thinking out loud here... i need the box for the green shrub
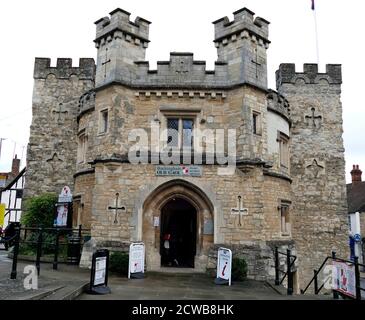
[21,193,58,228]
[109,251,129,275]
[232,257,248,281]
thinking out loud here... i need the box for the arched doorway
[142,179,215,272]
[160,198,197,268]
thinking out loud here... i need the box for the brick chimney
[351,164,362,184]
[11,154,20,177]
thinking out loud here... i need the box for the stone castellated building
[25,7,348,291]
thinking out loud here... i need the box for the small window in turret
[99,109,109,134]
[280,204,291,236]
[77,132,87,164]
[278,132,289,169]
[252,111,261,135]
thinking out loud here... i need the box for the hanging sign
[214,247,232,286]
[58,186,73,203]
[332,260,356,298]
[53,203,69,227]
[128,242,145,279]
[88,249,111,294]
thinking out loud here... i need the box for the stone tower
[276,63,348,285]
[25,58,95,197]
[213,7,270,89]
[94,8,151,88]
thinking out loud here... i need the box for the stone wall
[75,161,292,275]
[207,241,295,282]
[76,84,272,169]
[276,63,348,287]
[25,58,95,198]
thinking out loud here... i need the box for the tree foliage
[21,193,58,227]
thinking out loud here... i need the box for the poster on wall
[332,260,356,298]
[53,203,69,227]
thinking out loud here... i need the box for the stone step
[41,281,88,300]
[13,286,65,300]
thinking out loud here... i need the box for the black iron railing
[274,247,297,295]
[300,251,365,300]
[8,224,90,280]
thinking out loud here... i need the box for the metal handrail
[0,233,17,244]
[301,253,365,299]
[277,250,297,285]
[18,226,91,232]
[301,256,331,294]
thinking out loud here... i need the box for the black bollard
[275,247,280,285]
[35,228,43,276]
[10,227,20,280]
[287,249,293,295]
[354,256,361,300]
[332,251,339,300]
[53,229,60,270]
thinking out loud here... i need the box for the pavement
[77,272,332,300]
[0,250,89,300]
[0,250,358,300]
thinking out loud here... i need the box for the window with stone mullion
[167,118,194,149]
[167,118,179,147]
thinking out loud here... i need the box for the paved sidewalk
[0,250,89,300]
[78,272,331,300]
[0,251,333,300]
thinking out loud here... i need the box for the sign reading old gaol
[25,5,348,288]
[155,166,202,177]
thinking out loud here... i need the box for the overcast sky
[0,0,363,182]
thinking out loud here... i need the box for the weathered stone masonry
[25,7,348,291]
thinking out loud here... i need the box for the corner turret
[213,7,270,89]
[94,8,151,87]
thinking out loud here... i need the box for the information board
[215,247,232,286]
[332,260,356,298]
[88,249,111,295]
[128,242,145,279]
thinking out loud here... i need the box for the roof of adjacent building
[347,181,365,213]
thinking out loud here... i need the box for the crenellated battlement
[34,58,95,80]
[267,89,290,121]
[276,63,342,88]
[213,7,270,46]
[94,8,150,48]
[132,52,229,88]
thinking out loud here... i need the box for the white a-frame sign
[214,247,232,286]
[128,242,145,279]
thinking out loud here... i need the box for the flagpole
[312,1,320,65]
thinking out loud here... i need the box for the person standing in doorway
[163,233,171,266]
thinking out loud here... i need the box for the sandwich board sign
[128,242,145,279]
[214,247,232,286]
[88,249,111,294]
